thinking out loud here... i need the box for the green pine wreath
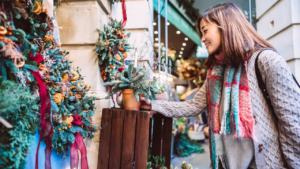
[0,0,98,166]
[95,18,132,82]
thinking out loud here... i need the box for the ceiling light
[153,22,157,26]
[154,31,158,34]
[179,55,182,58]
[182,43,186,46]
[154,43,159,47]
[185,37,188,41]
[176,31,181,34]
[180,51,183,54]
[155,38,158,41]
[167,22,170,26]
[181,48,184,50]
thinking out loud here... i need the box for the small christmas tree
[103,62,161,101]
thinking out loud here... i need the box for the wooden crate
[97,108,173,169]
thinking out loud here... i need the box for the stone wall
[256,0,300,81]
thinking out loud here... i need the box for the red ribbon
[70,115,89,169]
[30,53,44,64]
[121,0,127,28]
[30,53,53,169]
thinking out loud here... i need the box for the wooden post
[162,117,173,168]
[134,111,150,169]
[97,108,113,169]
[151,114,163,161]
[108,109,125,169]
[121,110,137,169]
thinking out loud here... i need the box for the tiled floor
[171,139,211,169]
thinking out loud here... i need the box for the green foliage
[0,77,40,169]
[103,62,161,101]
[95,18,132,82]
[108,0,121,4]
[160,157,165,167]
[173,133,204,157]
[153,156,160,167]
[176,0,200,21]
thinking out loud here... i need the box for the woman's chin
[207,48,218,55]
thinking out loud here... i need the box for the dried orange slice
[32,1,42,15]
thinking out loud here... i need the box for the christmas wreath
[95,18,132,82]
[0,0,98,167]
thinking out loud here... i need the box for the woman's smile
[205,43,210,49]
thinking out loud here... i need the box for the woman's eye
[204,30,207,33]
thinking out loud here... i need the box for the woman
[141,3,300,169]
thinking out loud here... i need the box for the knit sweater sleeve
[258,50,300,168]
[150,81,207,117]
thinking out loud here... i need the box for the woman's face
[200,19,222,54]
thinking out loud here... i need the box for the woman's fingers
[140,104,151,110]
[140,97,151,105]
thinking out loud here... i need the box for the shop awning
[153,0,202,47]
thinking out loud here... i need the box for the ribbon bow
[70,115,89,169]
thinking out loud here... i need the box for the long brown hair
[196,3,275,68]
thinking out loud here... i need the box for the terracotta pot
[155,92,169,101]
[122,89,141,111]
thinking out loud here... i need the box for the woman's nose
[201,36,206,42]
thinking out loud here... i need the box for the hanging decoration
[108,0,128,27]
[0,1,98,168]
[95,18,132,82]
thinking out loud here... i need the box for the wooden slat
[121,110,137,169]
[151,113,163,161]
[162,117,173,168]
[109,109,125,169]
[97,108,113,169]
[135,111,150,169]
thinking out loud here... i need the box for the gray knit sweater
[151,50,300,169]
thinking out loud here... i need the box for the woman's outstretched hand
[140,97,152,110]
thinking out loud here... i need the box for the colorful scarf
[207,63,255,169]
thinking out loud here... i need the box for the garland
[95,18,132,82]
[0,0,97,167]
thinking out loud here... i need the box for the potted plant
[155,83,169,101]
[103,62,160,110]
